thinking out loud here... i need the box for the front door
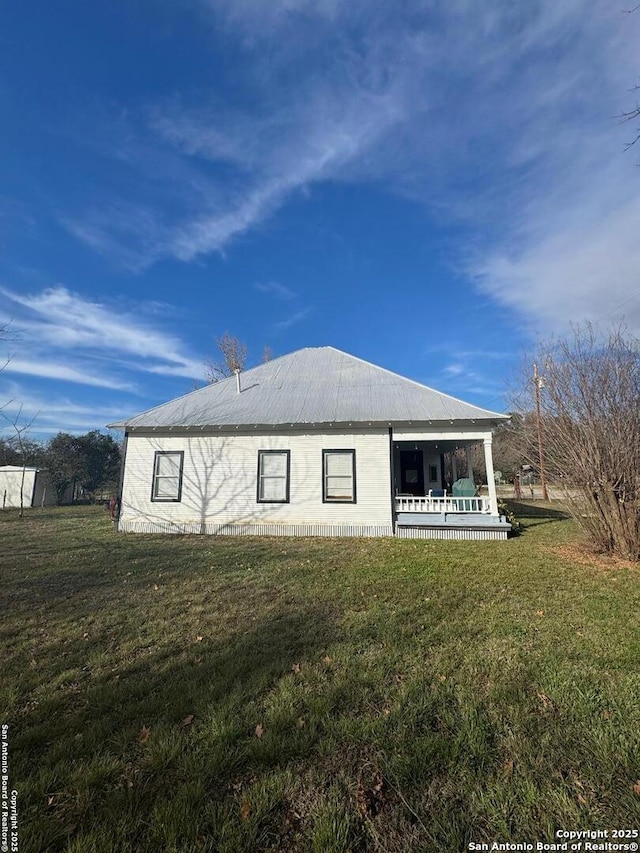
[399,450,425,496]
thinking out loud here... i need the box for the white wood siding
[120,428,393,534]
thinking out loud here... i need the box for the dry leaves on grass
[291,662,301,674]
[240,800,251,821]
[536,691,557,713]
[357,770,387,820]
[179,714,195,728]
[572,776,596,806]
[119,763,138,789]
[282,805,302,832]
[544,542,637,572]
[255,723,264,738]
[633,780,640,796]
[138,726,151,743]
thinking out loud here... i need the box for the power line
[596,289,640,322]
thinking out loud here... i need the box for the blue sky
[1,1,639,437]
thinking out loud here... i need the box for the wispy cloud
[2,358,134,391]
[1,286,204,381]
[61,205,165,274]
[254,281,296,301]
[151,83,402,262]
[55,2,640,334]
[273,308,311,332]
[0,384,130,437]
[472,185,640,333]
[0,286,210,435]
[443,364,464,377]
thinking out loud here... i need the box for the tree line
[0,430,121,505]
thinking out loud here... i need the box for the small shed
[0,466,57,509]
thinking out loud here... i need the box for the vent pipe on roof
[235,368,241,394]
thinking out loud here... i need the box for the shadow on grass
[505,499,571,520]
[4,531,311,614]
[13,601,340,851]
[503,500,573,535]
[5,508,640,853]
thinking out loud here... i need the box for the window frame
[322,449,357,504]
[256,449,291,504]
[151,450,184,503]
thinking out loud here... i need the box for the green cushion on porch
[452,478,477,497]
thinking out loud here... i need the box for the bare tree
[620,6,640,149]
[0,321,18,387]
[512,324,640,560]
[205,333,248,383]
[261,344,273,364]
[620,90,640,150]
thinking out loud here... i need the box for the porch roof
[393,438,482,451]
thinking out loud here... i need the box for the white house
[110,347,511,540]
[0,466,57,509]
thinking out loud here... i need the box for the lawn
[1,503,639,852]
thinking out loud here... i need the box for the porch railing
[395,495,491,514]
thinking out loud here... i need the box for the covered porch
[391,429,510,540]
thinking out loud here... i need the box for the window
[151,451,184,502]
[257,450,290,503]
[429,464,439,482]
[323,450,356,503]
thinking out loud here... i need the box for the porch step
[396,512,511,531]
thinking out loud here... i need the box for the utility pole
[533,362,549,501]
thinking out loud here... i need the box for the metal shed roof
[109,346,508,430]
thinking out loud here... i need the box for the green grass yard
[1,504,639,852]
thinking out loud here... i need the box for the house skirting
[395,525,509,541]
[118,519,510,540]
[118,520,395,538]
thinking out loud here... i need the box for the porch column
[483,437,499,515]
[451,452,458,483]
[466,446,474,481]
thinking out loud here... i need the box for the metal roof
[109,346,508,430]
